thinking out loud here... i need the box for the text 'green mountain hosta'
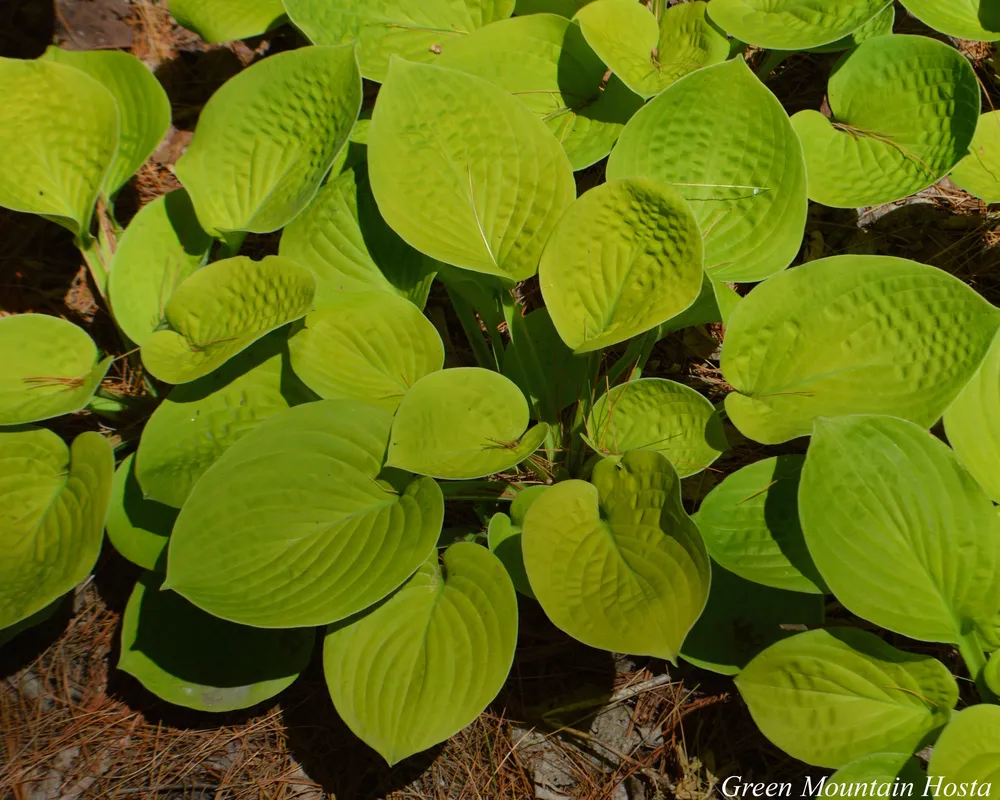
[175,45,361,237]
[899,0,1000,42]
[707,0,891,50]
[168,0,286,43]
[722,255,1000,444]
[539,178,704,353]
[950,112,1000,206]
[166,400,443,628]
[607,58,807,282]
[368,59,575,282]
[522,451,709,662]
[791,35,980,208]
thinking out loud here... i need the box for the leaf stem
[958,631,996,703]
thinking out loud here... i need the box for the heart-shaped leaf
[800,415,1000,645]
[323,542,518,765]
[288,292,444,412]
[722,255,1000,444]
[928,706,1000,794]
[790,35,980,208]
[120,572,313,712]
[607,58,807,282]
[585,378,726,478]
[824,753,926,795]
[735,627,957,768]
[575,0,729,98]
[487,485,548,597]
[0,428,113,628]
[540,178,704,353]
[899,0,1000,42]
[950,111,1000,206]
[168,0,287,42]
[283,0,514,82]
[368,59,576,282]
[165,400,443,628]
[522,451,710,662]
[108,190,212,346]
[140,255,316,384]
[0,314,112,426]
[175,45,361,236]
[387,368,549,480]
[106,454,175,573]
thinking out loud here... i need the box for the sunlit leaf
[169,0,287,43]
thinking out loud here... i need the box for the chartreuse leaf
[899,0,1000,42]
[0,315,112,426]
[136,333,313,509]
[825,753,926,795]
[540,178,704,353]
[368,60,576,282]
[435,14,642,170]
[607,59,807,282]
[522,451,710,662]
[929,706,1000,795]
[585,379,726,478]
[680,562,824,675]
[168,0,286,42]
[288,292,444,412]
[575,0,729,98]
[800,415,1000,646]
[109,190,212,346]
[175,45,361,236]
[791,35,980,208]
[696,456,826,594]
[736,628,957,768]
[120,572,313,712]
[283,0,514,82]
[42,47,170,198]
[387,368,549,480]
[106,454,175,573]
[722,255,1000,445]
[0,57,117,236]
[950,112,1000,206]
[807,4,894,53]
[324,543,517,765]
[487,485,547,597]
[166,401,443,628]
[946,330,1000,503]
[0,428,113,629]
[707,0,891,49]
[140,256,316,385]
[279,166,436,309]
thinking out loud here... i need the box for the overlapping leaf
[950,112,1000,206]
[825,753,926,794]
[106,454,175,572]
[487,485,548,597]
[168,0,286,42]
[928,706,1000,794]
[808,4,894,53]
[899,0,1000,42]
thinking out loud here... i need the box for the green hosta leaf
[169,0,286,42]
[487,485,548,597]
[140,255,316,384]
[284,0,514,82]
[324,543,517,765]
[585,378,726,478]
[722,255,1000,444]
[166,400,443,628]
[736,628,957,768]
[387,368,549,480]
[801,415,1000,645]
[368,59,576,282]
[696,455,826,594]
[607,59,807,282]
[659,273,740,334]
[106,454,175,573]
[539,178,704,353]
[120,572,313,712]
[0,428,113,628]
[791,35,980,208]
[929,706,1000,795]
[108,190,212,346]
[575,0,729,98]
[436,14,642,170]
[807,4,894,53]
[175,45,361,236]
[824,753,926,796]
[707,0,892,49]
[946,330,1000,503]
[279,165,436,309]
[950,112,1000,206]
[288,292,444,412]
[42,47,170,198]
[522,451,710,662]
[899,0,1000,42]
[0,314,112,426]
[137,333,313,509]
[0,57,118,236]
[680,562,824,675]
